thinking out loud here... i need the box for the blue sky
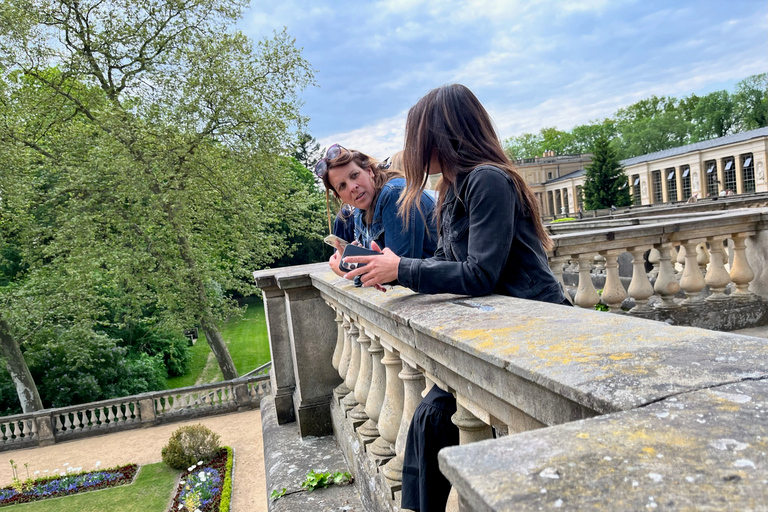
[239,0,768,159]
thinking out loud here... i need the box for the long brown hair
[398,84,553,250]
[320,148,402,226]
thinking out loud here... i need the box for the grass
[13,463,178,512]
[166,297,270,388]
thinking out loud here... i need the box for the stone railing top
[550,207,768,255]
[439,378,768,511]
[253,262,328,289]
[308,270,768,416]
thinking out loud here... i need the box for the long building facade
[518,127,768,216]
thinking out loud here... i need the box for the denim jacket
[398,165,564,302]
[353,177,437,259]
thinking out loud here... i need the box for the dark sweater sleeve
[398,168,517,296]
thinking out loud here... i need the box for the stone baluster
[696,243,710,277]
[673,244,683,274]
[382,360,425,486]
[330,307,344,371]
[706,237,731,301]
[549,256,572,304]
[680,239,706,304]
[349,329,373,426]
[653,244,680,309]
[452,401,493,445]
[593,254,606,274]
[647,248,660,279]
[369,345,403,462]
[358,333,385,440]
[334,315,353,402]
[573,254,600,309]
[730,233,755,298]
[600,250,627,311]
[341,322,361,412]
[628,247,654,313]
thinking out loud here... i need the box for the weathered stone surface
[439,379,768,511]
[261,395,365,512]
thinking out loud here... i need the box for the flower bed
[169,447,233,512]
[0,464,138,507]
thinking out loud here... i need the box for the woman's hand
[343,241,400,290]
[328,240,346,277]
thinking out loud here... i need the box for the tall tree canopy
[581,135,631,210]
[0,0,319,411]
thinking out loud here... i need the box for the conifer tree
[582,136,631,210]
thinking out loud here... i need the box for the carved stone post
[452,401,493,445]
[680,239,706,304]
[359,332,385,440]
[573,254,600,309]
[33,411,55,447]
[600,250,627,311]
[730,233,756,298]
[628,247,654,313]
[138,394,157,426]
[647,247,660,279]
[653,244,680,309]
[549,256,572,304]
[330,306,344,371]
[369,345,403,462]
[334,315,352,403]
[696,243,710,277]
[349,329,372,425]
[706,237,731,301]
[342,322,361,412]
[382,360,425,485]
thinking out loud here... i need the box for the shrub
[162,424,221,470]
[551,217,576,223]
[219,446,234,512]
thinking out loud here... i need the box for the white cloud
[319,110,409,159]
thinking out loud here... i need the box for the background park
[0,0,766,511]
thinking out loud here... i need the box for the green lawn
[14,463,178,512]
[166,297,271,388]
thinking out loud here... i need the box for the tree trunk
[200,317,238,381]
[0,317,44,413]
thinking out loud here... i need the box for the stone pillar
[253,273,295,424]
[382,360,425,486]
[706,237,731,301]
[277,268,342,437]
[661,171,670,203]
[138,394,157,426]
[674,167,683,202]
[628,247,654,313]
[735,157,744,194]
[653,244,680,309]
[349,328,372,425]
[359,332,384,440]
[680,239,706,304]
[334,315,352,403]
[696,243,710,278]
[342,322,361,413]
[730,233,755,298]
[33,411,55,447]
[647,247,660,279]
[549,257,572,304]
[573,254,600,309]
[370,345,403,462]
[452,401,493,445]
[600,250,627,311]
[330,306,344,371]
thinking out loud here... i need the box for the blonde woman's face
[328,161,376,210]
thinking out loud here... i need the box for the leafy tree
[293,132,324,171]
[733,73,768,131]
[582,135,631,210]
[687,91,736,141]
[0,0,315,411]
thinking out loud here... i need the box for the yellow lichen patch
[576,432,590,439]
[609,353,634,361]
[640,446,656,458]
[708,395,741,412]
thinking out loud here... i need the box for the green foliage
[219,446,234,512]
[550,217,576,223]
[270,487,287,500]
[270,470,353,501]
[582,135,631,210]
[161,424,222,471]
[102,319,191,377]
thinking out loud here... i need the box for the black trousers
[400,385,459,512]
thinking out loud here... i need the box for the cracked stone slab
[439,379,768,511]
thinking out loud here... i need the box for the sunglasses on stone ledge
[313,144,346,178]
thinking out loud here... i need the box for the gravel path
[0,409,266,511]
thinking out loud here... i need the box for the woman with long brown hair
[344,84,567,512]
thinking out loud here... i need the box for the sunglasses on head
[313,144,346,178]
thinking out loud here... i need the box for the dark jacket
[354,177,437,259]
[397,165,563,302]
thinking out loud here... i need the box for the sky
[238,0,768,159]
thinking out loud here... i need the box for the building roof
[544,168,586,185]
[620,127,768,167]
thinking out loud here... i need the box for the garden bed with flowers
[0,464,138,507]
[169,447,233,512]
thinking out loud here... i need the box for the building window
[547,172,553,180]
[547,191,554,216]
[723,157,736,193]
[555,190,562,214]
[562,189,569,215]
[576,185,584,211]
[681,165,691,200]
[632,174,641,205]
[705,160,718,197]
[652,170,663,203]
[666,168,677,201]
[742,154,755,193]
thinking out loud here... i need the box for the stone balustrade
[548,207,768,330]
[256,241,768,511]
[0,373,270,452]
